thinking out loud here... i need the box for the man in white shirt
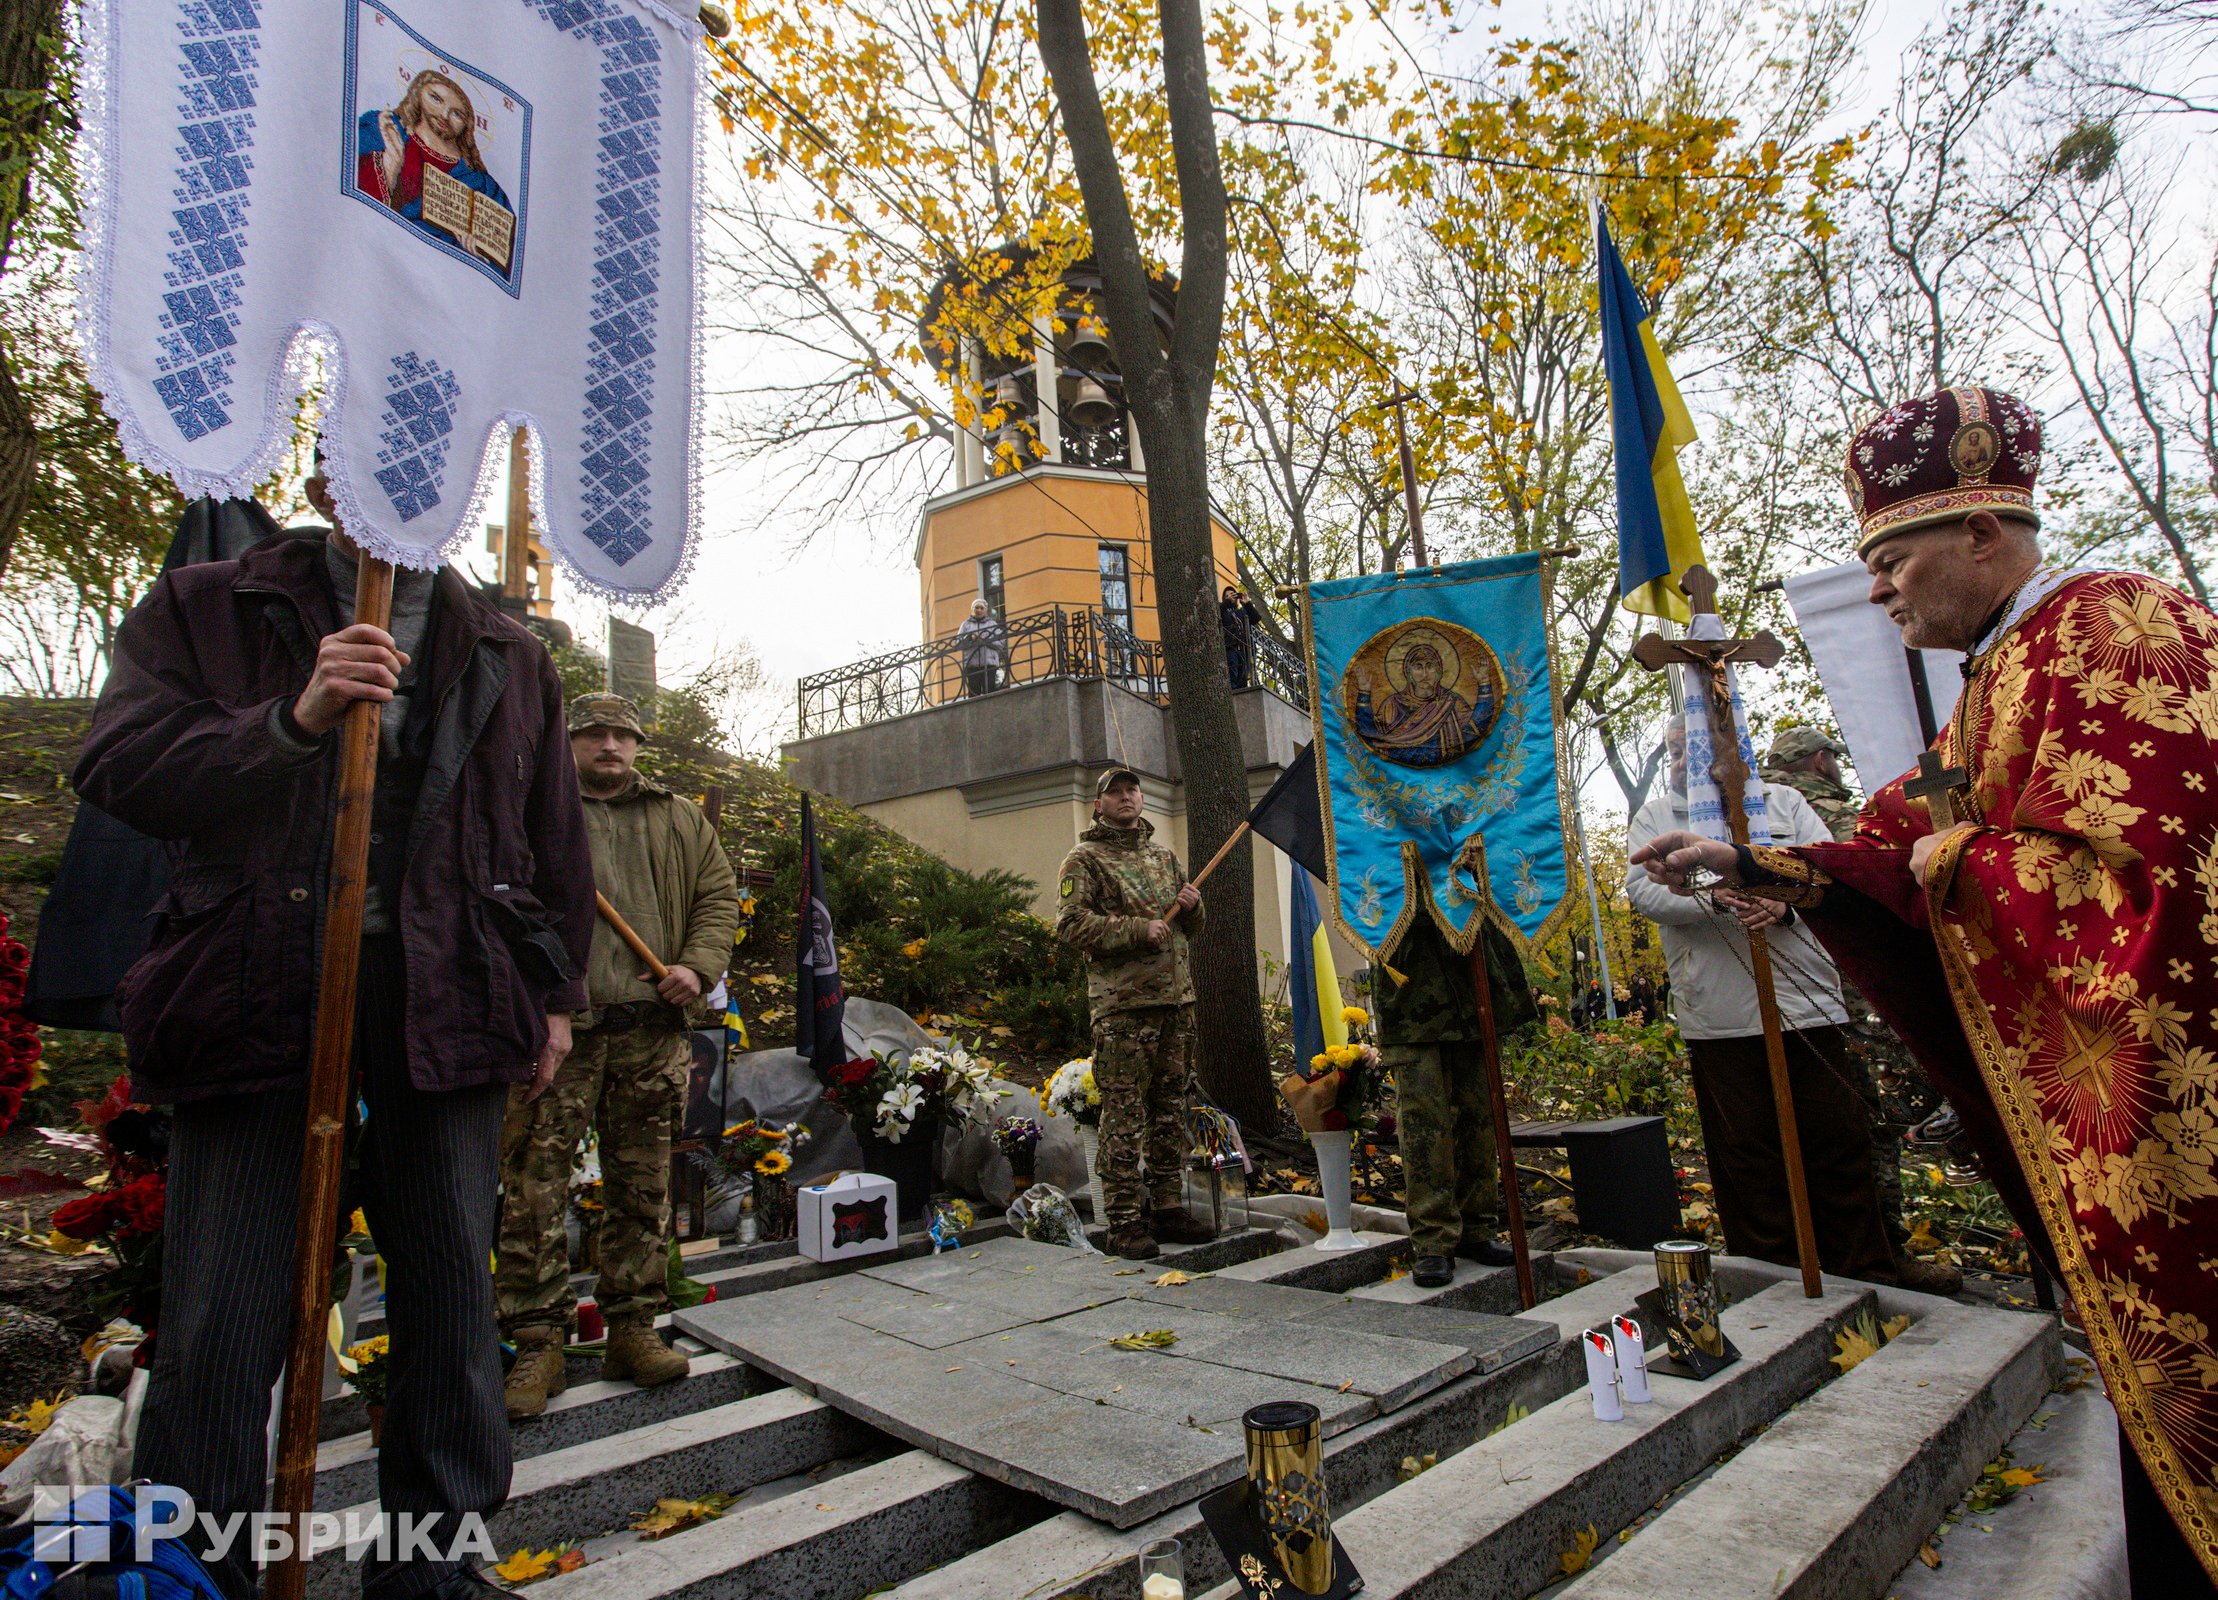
[1624,716,1893,1283]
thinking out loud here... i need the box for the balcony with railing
[795,603,1308,738]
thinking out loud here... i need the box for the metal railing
[796,603,1310,736]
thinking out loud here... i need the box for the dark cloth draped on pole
[25,497,284,1030]
[1247,743,1325,883]
[794,794,846,1078]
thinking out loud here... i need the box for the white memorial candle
[1141,1576,1185,1600]
[1583,1328,1624,1422]
[1612,1314,1653,1405]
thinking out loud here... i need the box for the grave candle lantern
[1243,1401,1335,1594]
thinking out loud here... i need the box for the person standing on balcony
[1055,768,1218,1259]
[1221,584,1263,689]
[959,597,1005,697]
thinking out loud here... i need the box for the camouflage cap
[568,692,646,739]
[1094,766,1143,797]
[1766,726,1847,765]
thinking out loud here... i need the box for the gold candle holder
[1243,1401,1333,1595]
[1654,1240,1726,1358]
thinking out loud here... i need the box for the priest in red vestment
[1633,384,2218,1595]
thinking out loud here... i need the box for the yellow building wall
[918,471,1241,645]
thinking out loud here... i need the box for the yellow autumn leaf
[1830,1309,1898,1375]
[1152,1270,1192,1287]
[1559,1524,1600,1577]
[492,1550,554,1584]
[632,1494,738,1538]
[1998,1466,2045,1488]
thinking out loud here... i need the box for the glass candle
[1138,1536,1184,1599]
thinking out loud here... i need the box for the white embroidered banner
[76,0,702,598]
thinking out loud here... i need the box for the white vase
[1308,1129,1365,1251]
[1078,1124,1108,1228]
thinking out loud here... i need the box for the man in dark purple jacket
[74,471,593,1600]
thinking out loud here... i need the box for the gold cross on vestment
[1903,747,1972,830]
[2048,1006,2119,1114]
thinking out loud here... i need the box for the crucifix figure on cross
[1630,563,1822,1298]
[1903,747,1972,830]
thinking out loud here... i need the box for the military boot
[1104,1223,1160,1260]
[1150,1207,1215,1245]
[602,1316,689,1387]
[1891,1250,1964,1297]
[504,1327,568,1420]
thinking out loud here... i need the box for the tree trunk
[1037,0,1278,1131]
[0,0,63,585]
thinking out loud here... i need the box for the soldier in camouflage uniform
[1380,909,1537,1287]
[497,693,741,1415]
[1759,727,1961,1295]
[1054,768,1218,1260]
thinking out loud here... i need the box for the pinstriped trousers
[135,937,512,1600]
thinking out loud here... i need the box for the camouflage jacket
[1055,817,1204,1017]
[1375,914,1537,1047]
[1756,761,1861,843]
[582,773,741,1021]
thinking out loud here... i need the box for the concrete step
[1557,1296,2059,1599]
[313,1351,756,1511]
[1887,1376,2125,1600]
[518,1448,1052,1600]
[307,1390,878,1597]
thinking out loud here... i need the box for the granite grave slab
[677,1234,1543,1526]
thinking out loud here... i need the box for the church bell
[1067,378,1118,428]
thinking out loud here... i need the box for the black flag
[794,794,846,1078]
[1247,743,1325,881]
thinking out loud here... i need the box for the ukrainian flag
[1288,863,1346,1071]
[1597,211,1704,624]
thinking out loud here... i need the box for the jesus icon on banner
[357,67,517,276]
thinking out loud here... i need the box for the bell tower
[913,255,1239,649]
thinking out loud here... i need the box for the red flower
[111,1173,166,1239]
[52,1191,120,1240]
[828,1058,874,1089]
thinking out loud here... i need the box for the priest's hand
[529,1012,573,1101]
[1909,824,1974,888]
[293,623,408,736]
[1628,830,1739,892]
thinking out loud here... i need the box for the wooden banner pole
[597,890,671,981]
[266,551,394,1600]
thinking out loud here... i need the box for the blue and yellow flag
[1287,863,1347,1071]
[1597,211,1704,624]
[1305,552,1573,959]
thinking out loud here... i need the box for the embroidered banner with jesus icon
[1305,553,1575,960]
[75,0,702,599]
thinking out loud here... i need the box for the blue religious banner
[75,0,702,599]
[1305,553,1573,959]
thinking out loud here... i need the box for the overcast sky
[483,0,2073,738]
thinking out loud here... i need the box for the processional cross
[1631,564,1821,1298]
[1903,748,1972,830]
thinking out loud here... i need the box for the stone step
[517,1448,1052,1600]
[1350,1252,1556,1316]
[1192,1279,1874,1600]
[1886,1378,2125,1599]
[307,1390,878,1597]
[1557,1299,2059,1600]
[312,1352,756,1511]
[878,1269,1647,1600]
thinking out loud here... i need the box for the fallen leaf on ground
[1153,1270,1192,1286]
[1918,1542,1942,1569]
[555,1550,588,1574]
[1559,1525,1599,1577]
[632,1494,738,1538]
[1110,1329,1179,1350]
[493,1551,554,1584]
[1336,1379,1354,1393]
